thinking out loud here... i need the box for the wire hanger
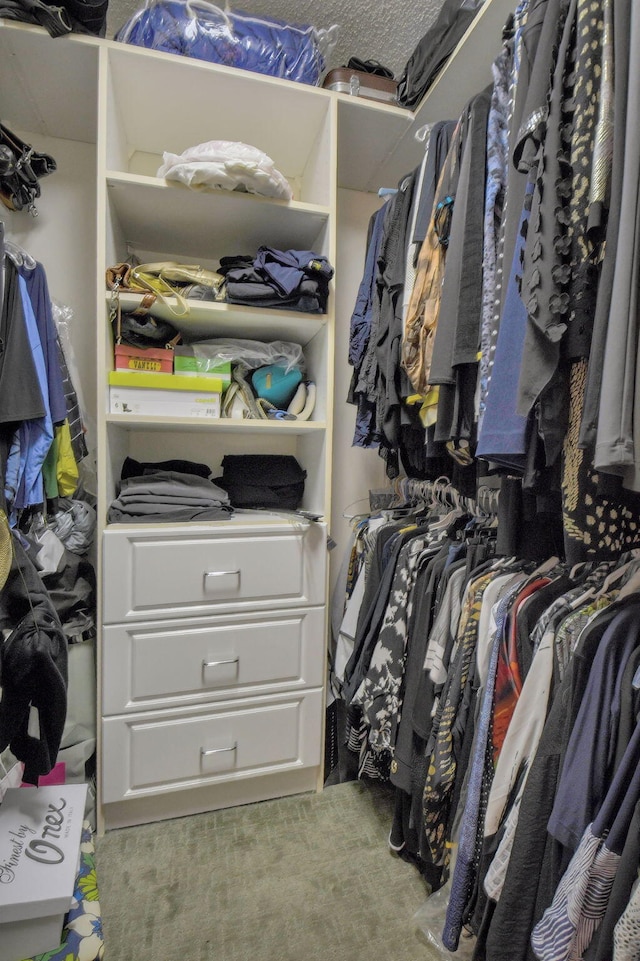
[414,122,435,147]
[342,496,373,521]
[4,238,37,269]
[476,485,499,518]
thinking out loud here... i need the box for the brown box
[322,68,398,105]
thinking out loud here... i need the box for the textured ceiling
[106,0,447,81]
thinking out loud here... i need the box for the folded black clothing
[121,456,212,480]
[222,263,264,285]
[224,271,325,296]
[225,281,324,314]
[218,254,254,276]
[216,454,306,510]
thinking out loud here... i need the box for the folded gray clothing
[108,470,232,523]
[118,470,231,504]
[112,499,230,513]
[117,492,226,507]
[107,505,232,523]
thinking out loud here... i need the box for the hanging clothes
[0,231,95,787]
[348,203,389,449]
[331,468,640,959]
[5,272,54,521]
[341,0,640,954]
[0,253,46,494]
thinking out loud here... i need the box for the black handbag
[58,0,109,35]
[0,122,57,216]
[345,57,394,80]
[0,0,108,37]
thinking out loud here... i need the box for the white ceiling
[106,0,447,82]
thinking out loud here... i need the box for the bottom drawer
[101,689,323,804]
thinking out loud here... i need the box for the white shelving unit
[97,38,337,523]
[93,38,338,830]
[0,0,517,832]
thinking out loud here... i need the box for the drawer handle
[203,569,241,588]
[200,743,237,759]
[202,656,239,670]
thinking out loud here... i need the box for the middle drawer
[102,606,326,714]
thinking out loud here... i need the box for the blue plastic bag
[115,0,337,86]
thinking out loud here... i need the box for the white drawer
[102,520,326,622]
[102,607,326,714]
[101,689,323,804]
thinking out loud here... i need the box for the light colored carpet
[96,780,439,961]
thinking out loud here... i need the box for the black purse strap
[346,57,395,80]
[0,122,57,216]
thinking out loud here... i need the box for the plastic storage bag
[115,0,338,86]
[157,140,293,200]
[191,338,305,373]
[413,885,476,960]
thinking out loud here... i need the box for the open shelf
[334,0,517,192]
[112,291,327,344]
[106,173,330,259]
[106,414,326,433]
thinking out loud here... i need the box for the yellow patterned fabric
[563,359,640,563]
[402,218,447,395]
[402,120,462,396]
[422,570,494,875]
[55,421,80,497]
[0,508,12,591]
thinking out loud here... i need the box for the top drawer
[103,520,327,623]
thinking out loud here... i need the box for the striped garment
[531,823,619,961]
